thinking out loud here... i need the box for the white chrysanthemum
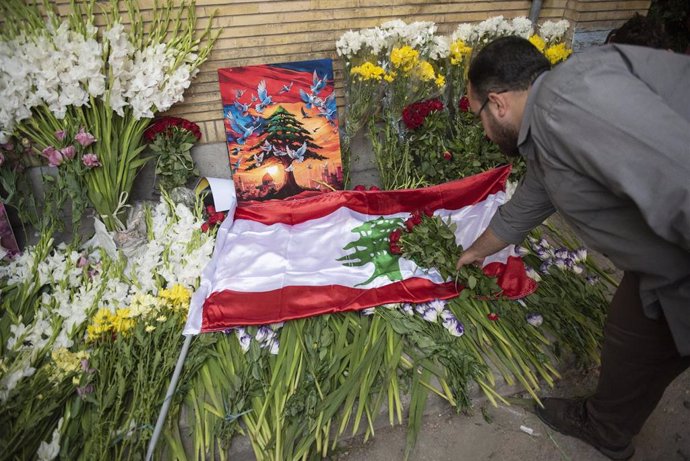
[336,30,364,58]
[539,19,570,43]
[360,27,389,55]
[428,35,450,60]
[452,23,476,44]
[511,17,534,39]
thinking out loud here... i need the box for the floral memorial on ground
[0,6,614,461]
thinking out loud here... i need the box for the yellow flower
[390,45,419,73]
[87,308,116,341]
[416,61,436,82]
[156,315,167,323]
[435,75,446,88]
[544,43,572,64]
[350,62,386,81]
[450,40,472,65]
[145,325,156,332]
[51,349,88,383]
[529,34,546,53]
[112,308,136,334]
[159,284,192,311]
[383,71,396,83]
[129,293,162,317]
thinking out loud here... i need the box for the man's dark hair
[606,13,672,49]
[468,36,551,101]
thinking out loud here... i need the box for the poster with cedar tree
[218,59,343,202]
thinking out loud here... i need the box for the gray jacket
[489,45,690,355]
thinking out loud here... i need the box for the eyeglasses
[474,90,508,119]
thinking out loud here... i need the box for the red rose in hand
[389,242,402,255]
[459,96,470,113]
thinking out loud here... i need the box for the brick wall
[51,0,650,143]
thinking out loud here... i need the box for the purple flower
[574,248,587,263]
[80,359,95,373]
[60,145,75,160]
[525,266,542,282]
[539,261,552,274]
[428,299,446,313]
[361,307,376,316]
[526,313,543,327]
[77,255,89,268]
[43,146,64,167]
[401,303,414,316]
[263,338,280,355]
[234,328,252,352]
[55,130,66,141]
[77,384,94,398]
[255,326,273,343]
[554,258,568,270]
[586,275,600,285]
[554,248,569,259]
[415,303,428,316]
[82,153,101,168]
[421,307,438,323]
[443,316,465,337]
[536,248,551,260]
[75,127,96,147]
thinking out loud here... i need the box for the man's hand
[456,228,510,270]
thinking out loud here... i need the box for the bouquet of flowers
[0,0,219,231]
[144,117,201,191]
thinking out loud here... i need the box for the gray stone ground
[183,140,690,461]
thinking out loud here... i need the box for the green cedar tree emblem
[338,216,404,286]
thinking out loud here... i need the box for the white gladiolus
[37,417,64,461]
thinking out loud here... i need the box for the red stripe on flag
[200,277,458,331]
[235,166,511,225]
[199,256,536,331]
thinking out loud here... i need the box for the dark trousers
[587,272,690,446]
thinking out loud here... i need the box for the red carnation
[206,205,216,215]
[201,222,210,233]
[443,151,453,161]
[488,313,499,321]
[389,229,401,243]
[353,185,367,191]
[459,96,470,113]
[389,242,402,255]
[369,186,380,191]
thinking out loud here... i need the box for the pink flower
[77,255,89,268]
[82,153,101,168]
[75,128,96,147]
[43,146,64,167]
[60,145,75,160]
[55,130,66,141]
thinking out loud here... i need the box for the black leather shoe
[535,398,635,460]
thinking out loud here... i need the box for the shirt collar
[517,71,548,148]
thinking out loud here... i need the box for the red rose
[488,313,499,321]
[411,213,422,225]
[369,186,380,191]
[402,98,445,130]
[459,96,470,113]
[353,185,367,191]
[405,218,415,232]
[201,222,210,233]
[389,242,402,255]
[206,205,216,215]
[443,151,453,161]
[389,229,401,243]
[422,207,434,217]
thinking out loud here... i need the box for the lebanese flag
[184,166,536,334]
